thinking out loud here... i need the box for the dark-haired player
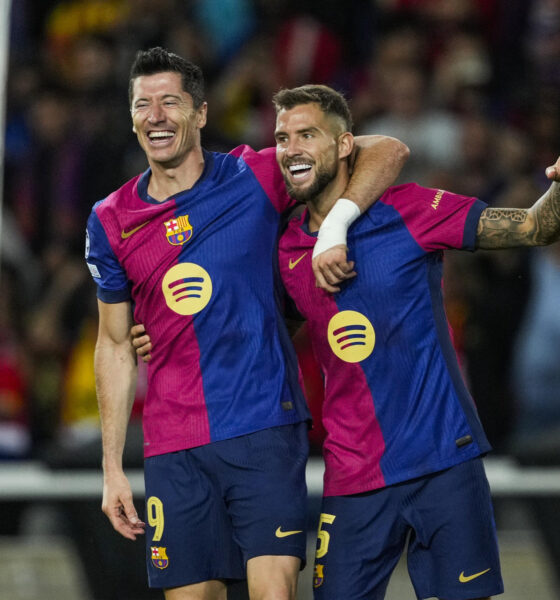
[273,84,560,599]
[85,48,408,600]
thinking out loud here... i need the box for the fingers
[134,337,152,362]
[546,160,560,180]
[132,334,151,351]
[130,323,152,362]
[113,507,146,540]
[102,475,146,540]
[104,497,146,541]
[130,323,146,337]
[135,338,152,362]
[313,264,357,293]
[312,245,357,293]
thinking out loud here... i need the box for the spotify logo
[327,310,375,363]
[162,263,212,315]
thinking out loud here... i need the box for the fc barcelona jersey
[279,183,491,497]
[86,145,309,457]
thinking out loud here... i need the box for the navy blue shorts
[313,457,504,600]
[143,422,309,589]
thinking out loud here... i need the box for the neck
[147,147,205,201]
[307,176,349,232]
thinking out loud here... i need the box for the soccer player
[273,84,560,600]
[85,48,408,600]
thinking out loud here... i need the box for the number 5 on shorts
[315,513,336,559]
[147,496,165,542]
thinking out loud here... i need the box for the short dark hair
[272,84,353,133]
[128,47,205,108]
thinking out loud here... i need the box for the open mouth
[288,162,313,180]
[148,130,175,144]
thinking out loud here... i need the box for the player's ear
[196,102,208,129]
[338,132,354,160]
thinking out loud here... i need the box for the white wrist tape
[313,198,361,258]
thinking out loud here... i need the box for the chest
[280,221,434,326]
[107,177,281,288]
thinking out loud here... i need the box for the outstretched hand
[312,244,356,293]
[545,159,560,182]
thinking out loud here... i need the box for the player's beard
[283,160,338,203]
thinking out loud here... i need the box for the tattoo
[483,208,527,223]
[476,208,531,249]
[535,183,560,244]
[477,183,560,249]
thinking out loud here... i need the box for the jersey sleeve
[386,183,487,252]
[230,144,295,213]
[85,203,130,303]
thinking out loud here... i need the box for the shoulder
[229,144,274,160]
[377,182,431,205]
[94,173,143,215]
[377,183,477,213]
[207,145,276,175]
[228,145,277,171]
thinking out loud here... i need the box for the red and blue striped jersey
[86,146,309,457]
[279,183,491,496]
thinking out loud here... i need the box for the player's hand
[102,470,145,540]
[130,323,152,362]
[312,244,356,293]
[545,157,560,181]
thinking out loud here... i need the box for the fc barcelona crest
[313,564,324,588]
[151,546,169,569]
[164,215,193,246]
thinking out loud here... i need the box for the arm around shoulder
[347,135,410,212]
[311,137,409,291]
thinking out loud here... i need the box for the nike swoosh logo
[121,221,150,239]
[288,253,307,270]
[459,568,491,583]
[275,527,303,538]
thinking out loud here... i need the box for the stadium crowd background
[1,0,560,596]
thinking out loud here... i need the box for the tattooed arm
[476,160,560,249]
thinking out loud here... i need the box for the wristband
[312,198,361,258]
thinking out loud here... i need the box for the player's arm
[476,158,560,249]
[347,135,411,211]
[314,135,410,292]
[95,299,145,540]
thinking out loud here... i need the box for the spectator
[508,241,560,589]
[359,64,463,186]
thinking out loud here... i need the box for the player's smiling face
[275,103,344,202]
[131,71,207,168]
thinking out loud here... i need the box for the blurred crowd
[2,0,560,469]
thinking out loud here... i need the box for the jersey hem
[323,446,487,497]
[143,416,310,458]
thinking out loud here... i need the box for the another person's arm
[131,323,151,363]
[314,135,410,292]
[95,299,145,540]
[346,135,411,211]
[476,159,560,249]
